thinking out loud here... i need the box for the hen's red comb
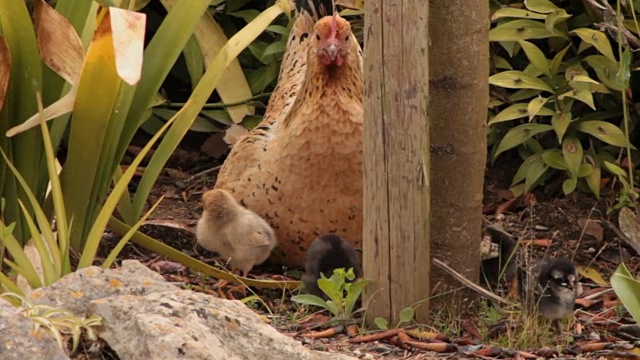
[329,13,338,40]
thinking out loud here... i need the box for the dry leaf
[110,7,146,85]
[578,218,604,241]
[223,124,249,145]
[576,265,607,286]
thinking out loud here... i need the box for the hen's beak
[326,43,339,61]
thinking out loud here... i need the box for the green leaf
[577,121,629,147]
[562,136,583,178]
[343,279,369,316]
[545,9,572,32]
[492,55,513,70]
[541,149,567,170]
[572,28,615,62]
[489,70,553,93]
[398,307,415,324]
[551,110,571,142]
[518,40,551,76]
[291,294,332,311]
[611,263,640,325]
[491,8,547,21]
[550,45,570,75]
[510,88,542,101]
[374,317,388,330]
[489,103,546,125]
[562,177,577,195]
[494,123,553,158]
[489,19,566,42]
[578,163,593,177]
[585,55,624,91]
[524,154,549,191]
[604,161,627,177]
[585,166,601,198]
[525,0,559,13]
[558,89,595,110]
[617,47,632,89]
[527,96,549,120]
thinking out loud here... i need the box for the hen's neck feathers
[281,40,363,130]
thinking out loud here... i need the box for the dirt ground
[84,135,640,360]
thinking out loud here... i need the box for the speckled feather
[214,2,364,267]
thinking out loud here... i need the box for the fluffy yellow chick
[196,189,277,277]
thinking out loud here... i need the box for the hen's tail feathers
[295,0,335,20]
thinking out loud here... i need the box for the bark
[428,1,489,309]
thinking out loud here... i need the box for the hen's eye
[345,35,349,41]
[316,34,321,41]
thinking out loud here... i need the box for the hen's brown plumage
[215,4,364,267]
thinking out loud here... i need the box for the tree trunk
[363,0,430,324]
[428,1,489,309]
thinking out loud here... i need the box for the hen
[215,0,364,267]
[196,188,277,277]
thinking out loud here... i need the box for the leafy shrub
[488,0,637,198]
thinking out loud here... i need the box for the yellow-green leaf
[577,120,629,147]
[558,89,595,110]
[572,28,615,62]
[562,177,577,195]
[550,110,570,142]
[525,0,559,13]
[495,123,553,158]
[492,55,513,70]
[527,96,549,120]
[585,166,600,198]
[585,55,623,91]
[490,19,566,42]
[562,136,582,178]
[550,45,570,75]
[510,88,542,102]
[541,149,567,170]
[545,9,571,32]
[489,103,553,125]
[490,70,553,93]
[518,40,550,76]
[491,8,547,21]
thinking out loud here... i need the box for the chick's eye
[316,34,321,41]
[344,35,349,41]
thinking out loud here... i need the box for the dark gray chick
[518,257,577,334]
[301,234,362,299]
[480,226,518,289]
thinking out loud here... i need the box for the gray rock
[26,260,178,316]
[88,289,355,360]
[0,298,70,360]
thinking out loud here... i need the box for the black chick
[301,234,362,299]
[519,257,577,334]
[480,226,518,289]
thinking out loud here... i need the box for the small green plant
[291,268,369,323]
[374,306,415,330]
[1,292,102,355]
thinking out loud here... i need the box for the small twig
[187,165,222,184]
[349,328,403,343]
[303,325,344,338]
[432,258,515,306]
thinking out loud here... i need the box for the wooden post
[363,0,430,324]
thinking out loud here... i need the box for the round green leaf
[374,317,388,330]
[495,123,553,158]
[398,307,415,324]
[490,70,553,93]
[577,120,629,147]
